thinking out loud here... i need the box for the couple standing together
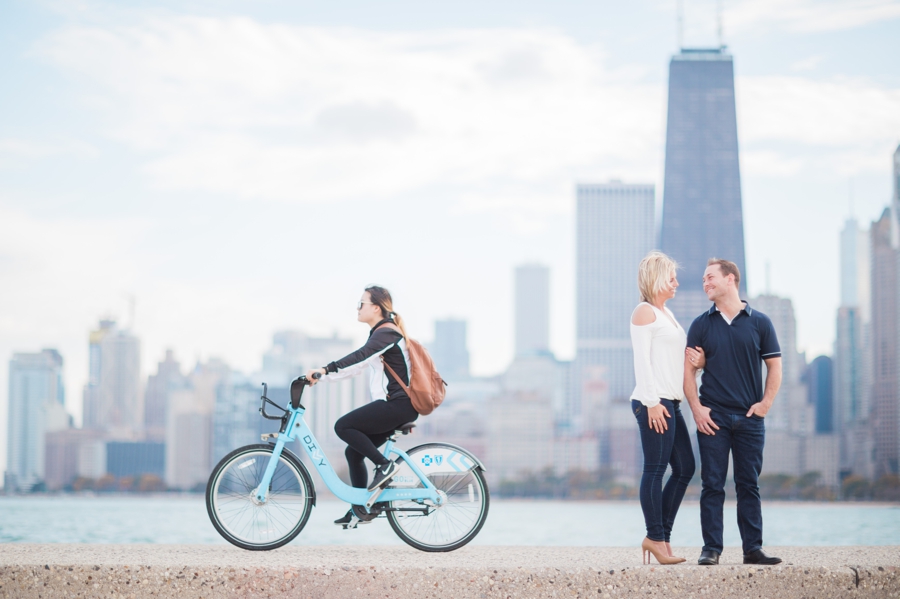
[630,253,783,566]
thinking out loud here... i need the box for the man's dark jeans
[697,410,765,554]
[633,399,696,542]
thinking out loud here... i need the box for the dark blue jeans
[633,399,696,542]
[697,410,765,554]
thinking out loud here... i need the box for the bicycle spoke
[209,448,312,549]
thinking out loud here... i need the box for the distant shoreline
[1,492,897,507]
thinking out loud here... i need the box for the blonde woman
[630,251,699,565]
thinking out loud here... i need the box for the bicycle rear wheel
[386,443,489,552]
[206,444,314,550]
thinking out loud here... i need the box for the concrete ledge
[1,544,898,598]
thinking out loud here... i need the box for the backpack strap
[375,321,410,395]
[375,321,402,336]
[382,360,412,396]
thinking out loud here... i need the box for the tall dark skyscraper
[660,47,747,325]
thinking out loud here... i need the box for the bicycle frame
[254,389,441,509]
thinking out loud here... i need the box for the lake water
[1,496,898,547]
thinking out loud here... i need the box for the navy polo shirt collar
[708,300,752,318]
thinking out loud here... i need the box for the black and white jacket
[322,319,411,401]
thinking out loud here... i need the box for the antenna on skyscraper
[677,0,684,49]
[765,262,771,295]
[717,0,724,47]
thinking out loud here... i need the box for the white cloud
[739,76,900,147]
[0,138,97,166]
[789,55,824,72]
[37,19,664,207]
[727,0,900,33]
[741,150,805,176]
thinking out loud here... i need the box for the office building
[576,182,654,406]
[261,330,355,386]
[870,207,899,476]
[486,391,554,483]
[144,350,185,442]
[5,349,65,491]
[256,330,369,467]
[752,295,810,434]
[659,47,747,325]
[106,441,165,479]
[165,359,229,490]
[212,375,283,463]
[515,264,550,356]
[431,319,470,381]
[833,218,873,478]
[82,320,142,437]
[805,356,834,434]
[44,428,104,491]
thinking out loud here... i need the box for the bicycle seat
[396,422,416,435]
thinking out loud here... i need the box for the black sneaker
[367,461,398,492]
[334,509,354,526]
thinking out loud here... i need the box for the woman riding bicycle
[306,285,418,526]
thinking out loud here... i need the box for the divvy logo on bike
[421,454,443,466]
[303,435,326,466]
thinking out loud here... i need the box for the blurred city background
[2,0,900,509]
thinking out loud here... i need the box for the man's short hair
[707,258,741,287]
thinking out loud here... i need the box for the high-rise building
[892,145,900,245]
[106,441,165,479]
[165,359,229,490]
[515,264,550,357]
[870,207,899,476]
[144,350,185,442]
[486,391,554,483]
[82,320,142,437]
[659,47,747,325]
[256,330,368,467]
[431,319,470,381]
[833,218,873,478]
[576,182,654,406]
[5,349,65,491]
[212,375,277,464]
[753,295,810,435]
[805,356,834,434]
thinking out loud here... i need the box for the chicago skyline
[1,2,898,484]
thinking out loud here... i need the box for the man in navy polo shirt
[684,259,784,566]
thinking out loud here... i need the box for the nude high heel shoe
[642,538,686,565]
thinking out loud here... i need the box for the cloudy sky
[1,0,899,469]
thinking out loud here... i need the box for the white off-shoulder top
[629,302,687,407]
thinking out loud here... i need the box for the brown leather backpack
[378,323,447,415]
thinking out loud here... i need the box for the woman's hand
[685,346,706,370]
[647,403,671,434]
[306,368,326,386]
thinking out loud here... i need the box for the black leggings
[334,397,419,488]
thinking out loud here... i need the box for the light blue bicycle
[205,374,489,552]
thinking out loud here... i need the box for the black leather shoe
[743,549,782,565]
[698,550,720,565]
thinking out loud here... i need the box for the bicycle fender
[391,443,486,488]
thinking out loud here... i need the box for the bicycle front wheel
[386,443,489,552]
[206,444,314,551]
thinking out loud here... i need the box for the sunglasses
[357,301,375,311]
